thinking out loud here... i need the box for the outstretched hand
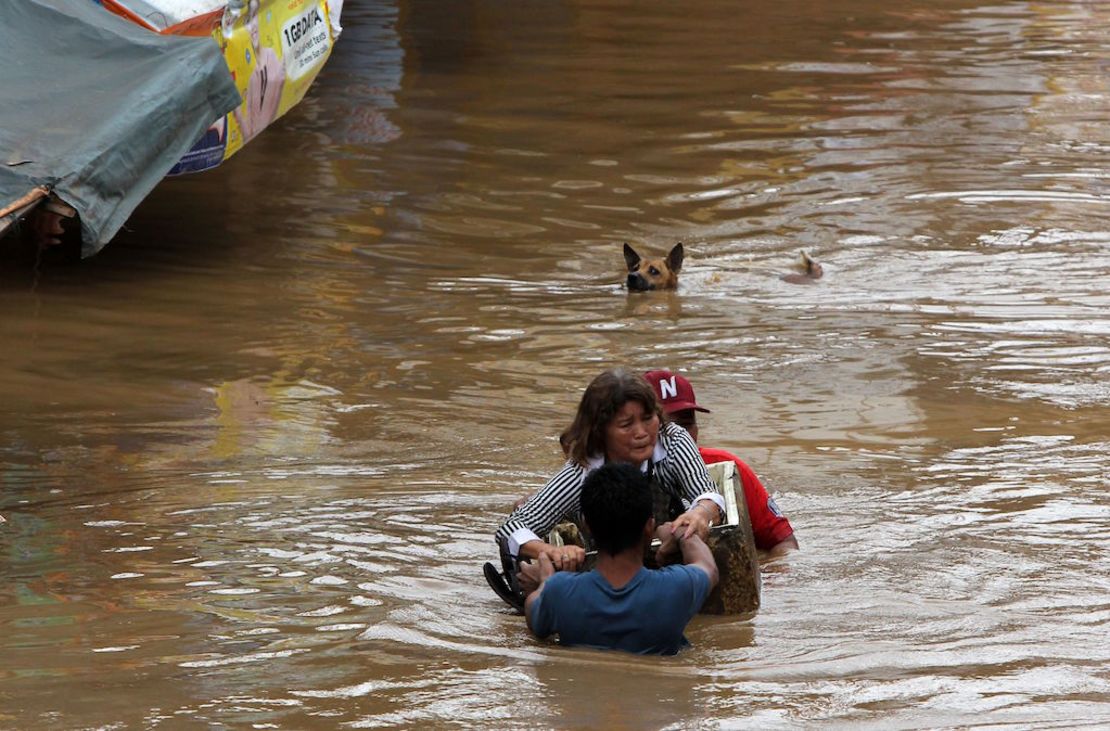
[520,546,576,596]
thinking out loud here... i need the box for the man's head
[581,463,654,556]
[643,370,709,442]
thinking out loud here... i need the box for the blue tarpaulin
[0,0,241,256]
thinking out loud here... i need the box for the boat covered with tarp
[0,0,342,257]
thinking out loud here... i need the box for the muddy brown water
[2,1,1109,728]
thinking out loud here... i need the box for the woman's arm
[495,461,585,557]
[661,424,724,540]
[662,424,723,510]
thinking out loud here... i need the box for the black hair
[580,462,653,555]
[560,369,664,467]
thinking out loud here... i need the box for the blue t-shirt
[529,564,711,655]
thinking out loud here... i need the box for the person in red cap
[643,370,798,554]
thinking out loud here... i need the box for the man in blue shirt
[525,463,719,655]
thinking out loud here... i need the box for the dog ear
[623,243,642,272]
[666,242,684,273]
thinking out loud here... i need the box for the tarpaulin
[0,0,241,256]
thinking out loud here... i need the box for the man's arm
[654,521,679,564]
[678,532,718,589]
[524,553,556,635]
[766,534,799,556]
[727,452,798,552]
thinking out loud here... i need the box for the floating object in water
[781,250,824,284]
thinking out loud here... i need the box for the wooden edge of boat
[701,459,761,615]
[0,187,49,240]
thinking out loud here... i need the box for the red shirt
[698,447,795,550]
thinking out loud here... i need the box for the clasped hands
[654,501,715,563]
[523,501,716,588]
[533,543,586,584]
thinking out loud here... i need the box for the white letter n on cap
[660,376,678,400]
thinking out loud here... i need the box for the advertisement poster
[168,0,338,176]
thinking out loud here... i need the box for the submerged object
[0,0,343,257]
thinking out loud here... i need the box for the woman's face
[604,400,660,465]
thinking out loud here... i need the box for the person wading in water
[643,370,798,555]
[525,462,718,655]
[486,368,725,611]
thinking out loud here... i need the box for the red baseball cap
[643,370,710,414]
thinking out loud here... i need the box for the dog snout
[627,273,652,291]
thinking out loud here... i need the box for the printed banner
[168,0,338,176]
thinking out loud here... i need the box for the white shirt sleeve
[691,491,726,517]
[508,526,542,557]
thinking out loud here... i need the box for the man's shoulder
[639,565,712,623]
[542,569,600,597]
[529,571,580,628]
[653,563,711,587]
[698,446,741,464]
[699,447,762,482]
[542,570,577,589]
[657,562,709,577]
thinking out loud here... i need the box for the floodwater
[2,0,1109,727]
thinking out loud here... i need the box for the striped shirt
[496,422,724,556]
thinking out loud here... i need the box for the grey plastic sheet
[0,0,241,256]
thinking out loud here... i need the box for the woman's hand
[670,501,717,541]
[538,542,586,572]
[517,542,586,594]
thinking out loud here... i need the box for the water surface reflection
[2,0,1109,728]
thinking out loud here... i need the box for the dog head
[624,242,683,291]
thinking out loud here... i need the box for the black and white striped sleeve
[660,423,724,511]
[495,461,586,555]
